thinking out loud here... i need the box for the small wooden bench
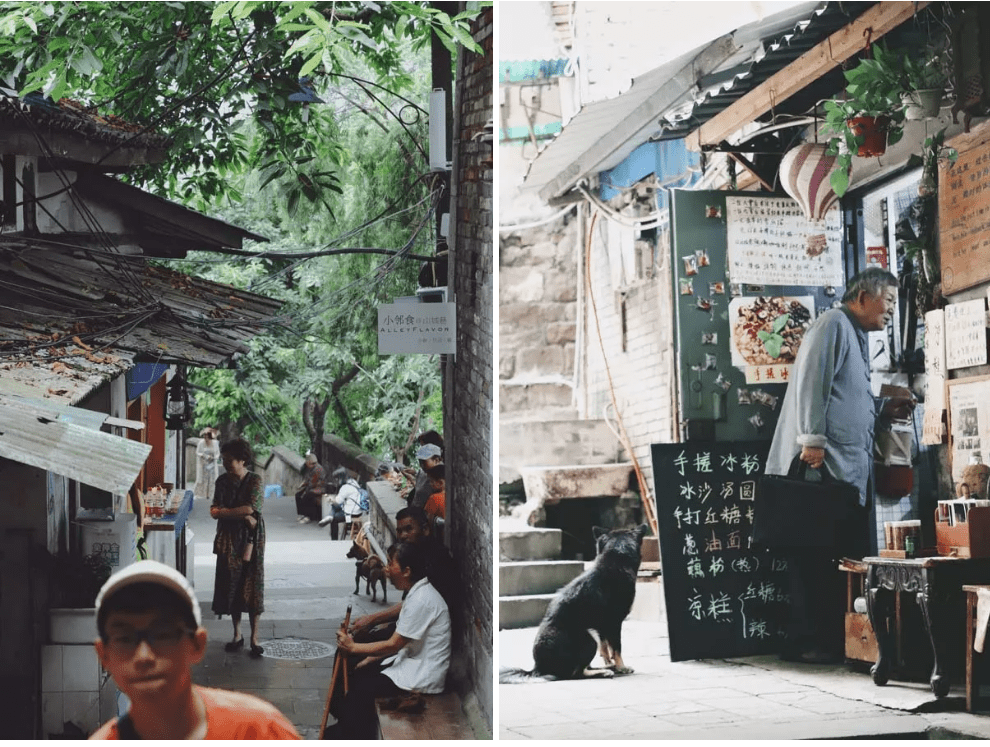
[375,692,475,739]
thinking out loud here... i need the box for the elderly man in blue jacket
[766,267,915,664]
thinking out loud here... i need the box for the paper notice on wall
[945,299,987,369]
[725,196,844,287]
[922,309,946,445]
[948,378,990,482]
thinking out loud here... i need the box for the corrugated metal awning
[0,238,285,406]
[0,397,151,494]
[523,1,865,201]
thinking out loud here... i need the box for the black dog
[345,541,387,604]
[500,523,648,683]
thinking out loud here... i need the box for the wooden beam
[686,1,930,152]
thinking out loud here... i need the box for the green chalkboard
[669,190,843,443]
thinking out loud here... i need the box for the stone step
[498,524,562,561]
[519,463,634,504]
[499,418,625,484]
[499,593,555,629]
[499,560,584,597]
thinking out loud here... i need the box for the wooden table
[863,555,990,697]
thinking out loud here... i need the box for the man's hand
[336,629,355,654]
[800,445,825,469]
[349,614,374,637]
[355,655,383,670]
[883,396,917,419]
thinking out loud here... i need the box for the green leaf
[763,336,783,359]
[771,314,790,334]
[299,51,322,78]
[304,7,331,33]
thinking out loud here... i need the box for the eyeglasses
[105,626,195,655]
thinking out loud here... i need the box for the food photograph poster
[728,296,815,384]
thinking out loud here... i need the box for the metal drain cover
[260,638,335,660]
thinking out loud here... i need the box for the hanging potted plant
[822,43,905,196]
[897,50,949,120]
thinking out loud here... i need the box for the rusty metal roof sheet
[0,396,151,494]
[0,238,284,406]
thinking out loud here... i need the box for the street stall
[649,2,990,695]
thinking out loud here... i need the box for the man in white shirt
[329,542,451,739]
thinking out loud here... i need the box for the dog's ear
[592,526,607,541]
[637,523,650,540]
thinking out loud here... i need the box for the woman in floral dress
[210,437,266,657]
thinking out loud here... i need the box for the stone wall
[499,214,579,409]
[444,4,493,735]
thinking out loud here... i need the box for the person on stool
[294,453,325,524]
[329,542,450,740]
[319,467,362,539]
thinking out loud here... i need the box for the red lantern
[779,143,841,222]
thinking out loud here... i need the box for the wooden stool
[963,584,990,712]
[348,517,364,540]
[375,692,475,739]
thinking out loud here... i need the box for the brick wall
[582,220,677,495]
[444,4,493,734]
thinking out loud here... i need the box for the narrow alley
[184,491,386,739]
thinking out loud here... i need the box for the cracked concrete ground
[499,620,990,739]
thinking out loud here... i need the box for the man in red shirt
[90,560,301,740]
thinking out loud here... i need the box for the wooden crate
[845,612,878,662]
[935,506,990,558]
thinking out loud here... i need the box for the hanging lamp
[778,143,841,222]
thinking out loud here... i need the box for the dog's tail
[498,666,555,684]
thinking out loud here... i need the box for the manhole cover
[259,638,335,661]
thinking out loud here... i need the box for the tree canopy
[0,1,481,464]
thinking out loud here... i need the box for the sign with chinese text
[945,299,987,370]
[939,136,990,293]
[726,196,844,287]
[652,441,788,661]
[377,303,456,355]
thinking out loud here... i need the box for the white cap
[416,444,442,460]
[95,560,201,630]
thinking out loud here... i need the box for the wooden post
[318,605,353,739]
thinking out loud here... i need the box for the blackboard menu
[652,441,789,661]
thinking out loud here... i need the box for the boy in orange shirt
[90,560,301,740]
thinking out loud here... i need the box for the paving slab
[499,619,990,739]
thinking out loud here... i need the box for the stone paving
[185,492,390,739]
[499,620,990,740]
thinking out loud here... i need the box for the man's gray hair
[842,267,898,303]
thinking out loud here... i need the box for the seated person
[423,462,445,523]
[348,506,458,647]
[319,467,363,538]
[294,453,325,524]
[330,542,451,740]
[410,442,443,509]
[91,560,300,739]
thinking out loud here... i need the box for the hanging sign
[651,441,789,662]
[377,302,456,354]
[922,309,947,445]
[725,196,844,287]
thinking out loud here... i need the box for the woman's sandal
[224,637,244,652]
[249,644,264,658]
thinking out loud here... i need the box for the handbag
[753,455,862,553]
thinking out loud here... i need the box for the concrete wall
[445,4,493,734]
[582,223,677,493]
